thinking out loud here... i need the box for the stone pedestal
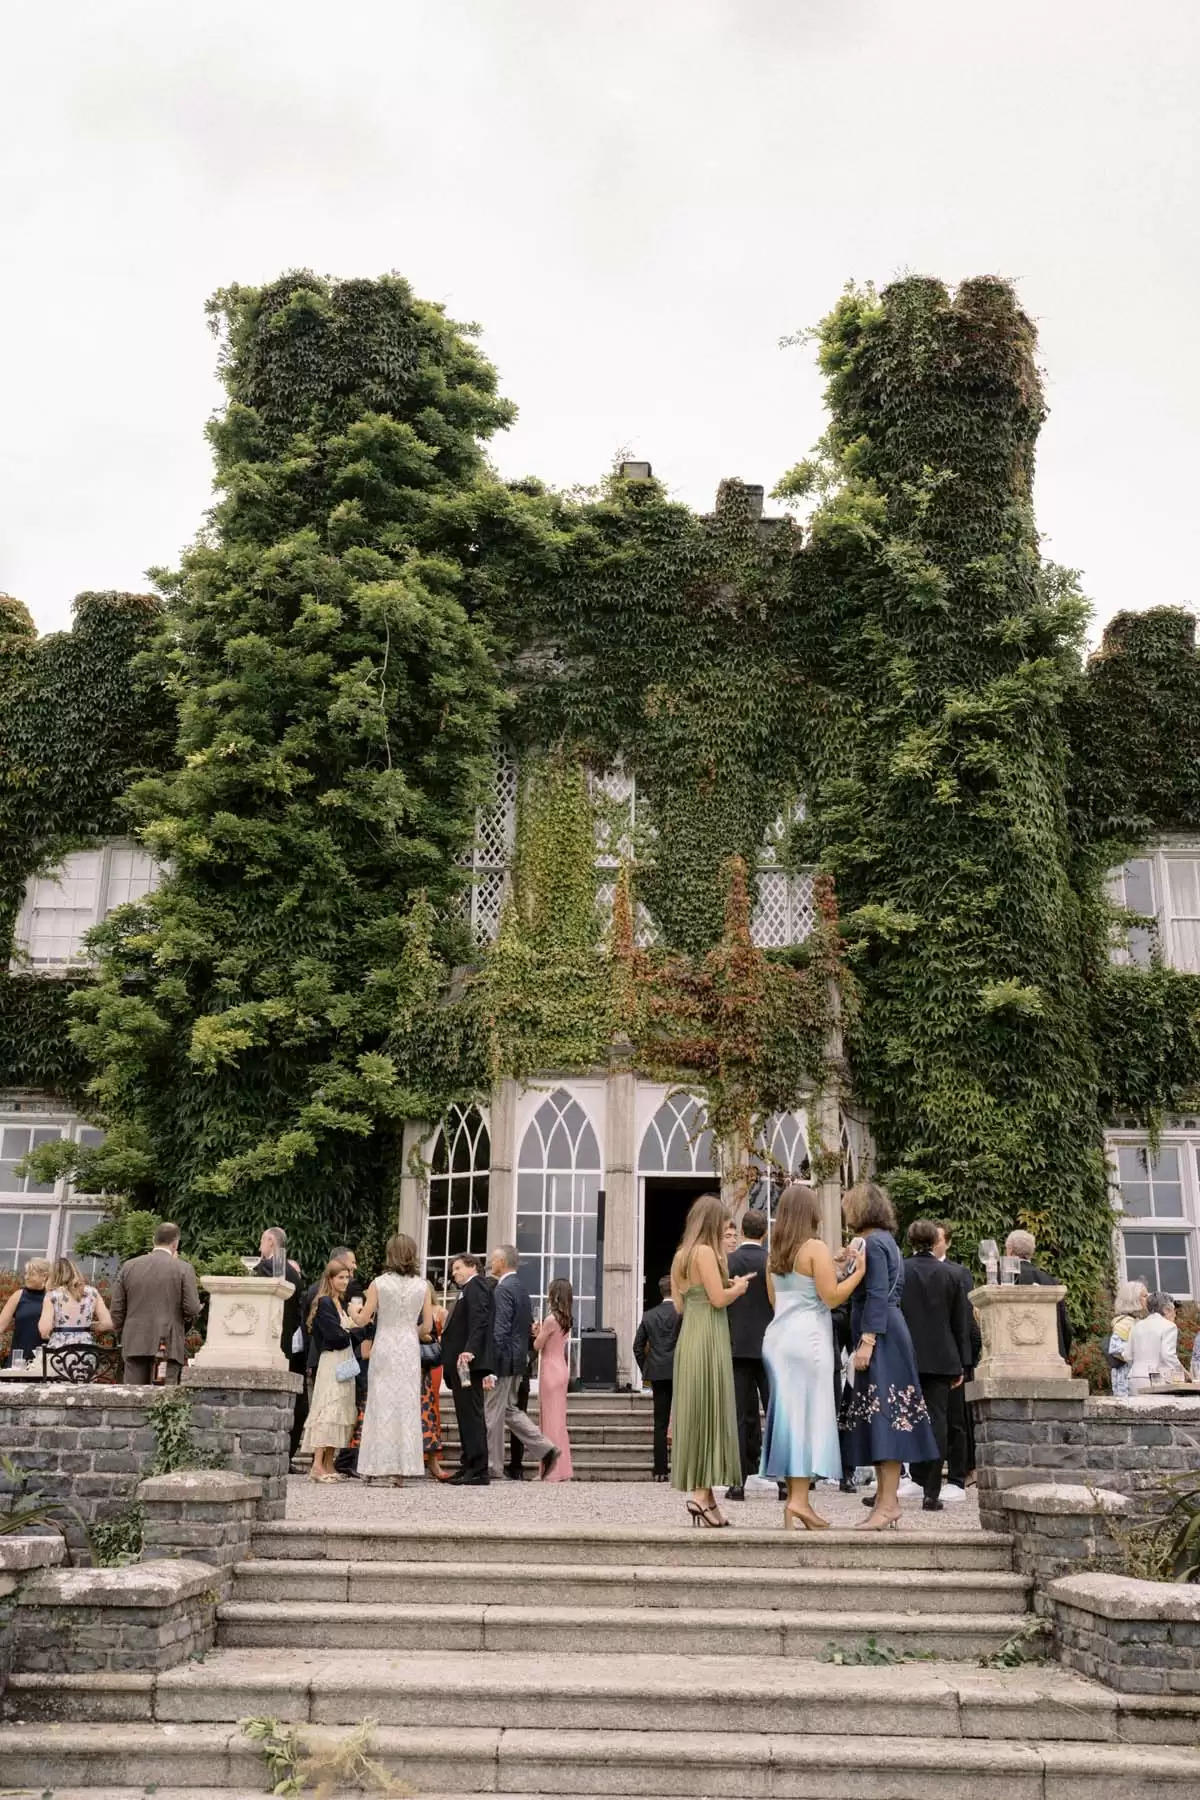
[189,1276,293,1374]
[970,1282,1072,1382]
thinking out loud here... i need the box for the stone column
[811,1083,843,1250]
[604,1043,637,1385]
[398,1117,429,1242]
[488,1076,520,1243]
[188,1277,294,1374]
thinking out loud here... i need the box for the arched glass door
[516,1088,601,1335]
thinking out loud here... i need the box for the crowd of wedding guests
[7,1187,1197,1514]
[655,1183,1090,1531]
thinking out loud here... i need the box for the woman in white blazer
[1129,1293,1187,1392]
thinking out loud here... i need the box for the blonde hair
[842,1181,897,1235]
[1113,1279,1147,1318]
[769,1183,823,1276]
[23,1258,52,1291]
[670,1193,729,1291]
[50,1257,86,1301]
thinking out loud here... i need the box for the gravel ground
[286,1472,982,1531]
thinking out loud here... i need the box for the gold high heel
[783,1506,830,1531]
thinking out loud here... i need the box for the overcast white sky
[2,0,1196,638]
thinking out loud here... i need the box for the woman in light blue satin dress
[760,1183,865,1530]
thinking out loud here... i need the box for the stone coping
[0,1383,156,1409]
[137,1470,262,1503]
[181,1366,300,1393]
[0,1535,66,1572]
[1001,1483,1130,1516]
[16,1558,217,1610]
[1084,1395,1200,1420]
[1051,1571,1200,1623]
[199,1274,294,1297]
[965,1376,1090,1402]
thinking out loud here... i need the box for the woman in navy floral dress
[837,1182,938,1530]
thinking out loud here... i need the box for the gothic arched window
[426,1105,490,1296]
[749,1109,811,1217]
[516,1088,601,1335]
[639,1094,716,1175]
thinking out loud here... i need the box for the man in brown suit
[110,1222,202,1385]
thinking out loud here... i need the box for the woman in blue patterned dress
[837,1182,939,1531]
[760,1183,865,1529]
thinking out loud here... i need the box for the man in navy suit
[484,1245,560,1481]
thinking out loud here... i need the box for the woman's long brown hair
[306,1259,350,1330]
[768,1183,823,1276]
[670,1192,729,1291]
[547,1278,573,1336]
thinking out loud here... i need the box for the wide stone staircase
[4,1515,1200,1797]
[438,1390,657,1481]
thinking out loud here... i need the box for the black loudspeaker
[578,1328,618,1390]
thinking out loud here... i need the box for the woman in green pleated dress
[669,1192,753,1527]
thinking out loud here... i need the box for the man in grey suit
[110,1222,202,1385]
[484,1245,560,1480]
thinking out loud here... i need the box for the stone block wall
[181,1368,297,1521]
[971,1384,1200,1533]
[1050,1572,1200,1695]
[10,1560,218,1675]
[0,1369,297,1547]
[999,1483,1129,1614]
[138,1468,261,1574]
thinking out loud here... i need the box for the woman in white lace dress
[356,1234,432,1484]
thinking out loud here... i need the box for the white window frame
[422,1103,491,1301]
[0,1111,114,1280]
[1107,1124,1200,1300]
[11,840,159,975]
[1107,841,1200,974]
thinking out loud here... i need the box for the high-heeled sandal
[783,1506,830,1531]
[855,1508,901,1531]
[686,1501,730,1528]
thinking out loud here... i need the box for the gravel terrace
[286,1472,982,1530]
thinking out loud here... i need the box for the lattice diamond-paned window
[459,748,518,947]
[751,801,814,948]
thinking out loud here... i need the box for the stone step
[4,1722,1200,1797]
[216,1596,1033,1659]
[19,1649,1200,1744]
[441,1422,654,1443]
[251,1519,1015,1570]
[230,1556,1030,1615]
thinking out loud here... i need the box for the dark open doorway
[641,1176,714,1312]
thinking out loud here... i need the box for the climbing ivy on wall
[0,591,175,1097]
[39,273,559,1273]
[776,276,1119,1310]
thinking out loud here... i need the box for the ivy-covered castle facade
[3,270,1199,1379]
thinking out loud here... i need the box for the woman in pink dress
[534,1279,573,1482]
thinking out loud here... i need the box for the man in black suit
[253,1226,306,1458]
[725,1210,782,1502]
[1007,1230,1073,1361]
[484,1246,560,1480]
[933,1222,981,1494]
[634,1275,682,1481]
[901,1219,973,1510]
[442,1253,495,1484]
